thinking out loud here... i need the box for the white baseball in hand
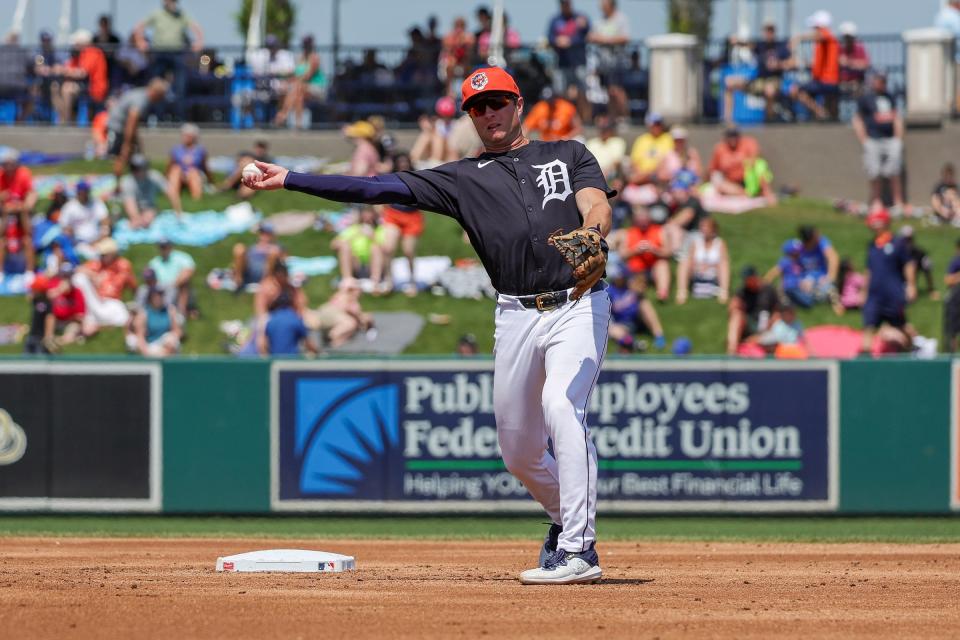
[242,162,263,182]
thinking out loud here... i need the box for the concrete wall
[3,122,958,205]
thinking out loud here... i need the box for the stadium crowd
[0,1,956,358]
[1,0,939,129]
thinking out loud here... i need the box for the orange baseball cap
[866,208,891,228]
[461,67,520,109]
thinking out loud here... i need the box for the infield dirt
[1,537,958,639]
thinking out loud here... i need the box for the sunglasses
[467,95,515,117]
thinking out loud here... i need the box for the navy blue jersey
[397,140,614,295]
[866,235,912,300]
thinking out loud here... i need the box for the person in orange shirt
[618,204,671,301]
[522,88,582,142]
[789,10,840,120]
[53,29,109,125]
[708,127,774,203]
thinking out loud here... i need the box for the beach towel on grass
[113,203,259,248]
[0,274,29,296]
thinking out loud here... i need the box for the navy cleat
[537,523,563,567]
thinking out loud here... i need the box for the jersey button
[513,157,519,162]
[527,206,532,212]
[521,178,526,184]
[532,235,539,241]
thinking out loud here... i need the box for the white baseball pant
[493,286,610,553]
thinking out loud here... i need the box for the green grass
[12,161,959,355]
[1,515,959,542]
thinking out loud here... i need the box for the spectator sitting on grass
[660,170,710,257]
[232,222,284,292]
[126,286,181,357]
[727,265,780,355]
[585,114,626,178]
[304,278,374,348]
[676,217,729,305]
[120,153,164,229]
[332,205,387,293]
[411,98,458,169]
[656,126,702,184]
[837,257,866,311]
[605,260,665,352]
[219,140,271,200]
[261,305,319,356]
[615,204,672,302]
[165,123,214,218]
[59,180,109,258]
[1,148,38,220]
[931,163,959,225]
[254,261,307,333]
[133,267,176,312]
[344,121,382,177]
[628,112,673,185]
[75,237,136,337]
[43,262,85,352]
[766,238,832,310]
[708,126,776,204]
[147,238,195,317]
[457,333,479,356]
[378,153,425,297]
[749,300,806,356]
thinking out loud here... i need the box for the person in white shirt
[247,34,296,95]
[585,114,626,178]
[59,181,109,257]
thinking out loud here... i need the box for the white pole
[10,0,30,36]
[57,0,71,44]
[488,0,505,67]
[246,0,264,56]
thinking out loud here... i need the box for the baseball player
[244,67,614,585]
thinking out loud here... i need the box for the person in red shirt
[618,205,671,301]
[789,11,840,120]
[838,22,870,90]
[0,149,37,276]
[43,263,86,351]
[52,29,109,125]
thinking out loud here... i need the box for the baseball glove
[547,226,607,299]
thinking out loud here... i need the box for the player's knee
[541,393,575,429]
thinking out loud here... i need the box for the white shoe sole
[519,565,602,585]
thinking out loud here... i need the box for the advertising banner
[273,360,837,512]
[0,362,162,511]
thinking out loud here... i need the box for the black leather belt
[515,282,604,311]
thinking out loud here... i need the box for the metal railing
[702,33,906,123]
[0,35,925,128]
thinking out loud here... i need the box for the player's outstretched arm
[242,161,416,206]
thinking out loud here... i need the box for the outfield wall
[0,358,955,514]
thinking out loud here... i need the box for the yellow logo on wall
[0,409,26,465]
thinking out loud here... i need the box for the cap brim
[462,89,518,110]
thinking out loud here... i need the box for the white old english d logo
[532,159,573,209]
[0,409,26,465]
